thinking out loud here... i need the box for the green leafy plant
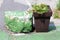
[32,4,49,14]
[5,11,32,33]
[22,21,32,32]
[5,17,24,33]
[5,17,32,33]
[54,11,60,18]
[56,0,60,10]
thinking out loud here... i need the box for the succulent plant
[32,4,49,14]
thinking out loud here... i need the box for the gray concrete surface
[50,17,60,26]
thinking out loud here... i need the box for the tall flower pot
[33,6,52,32]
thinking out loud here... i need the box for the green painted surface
[0,26,60,40]
[0,30,9,40]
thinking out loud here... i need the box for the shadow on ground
[49,22,56,31]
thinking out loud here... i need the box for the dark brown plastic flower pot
[33,6,52,32]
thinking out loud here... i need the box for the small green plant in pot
[32,4,49,14]
[32,4,52,32]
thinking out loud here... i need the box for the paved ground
[50,17,60,26]
[0,26,60,40]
